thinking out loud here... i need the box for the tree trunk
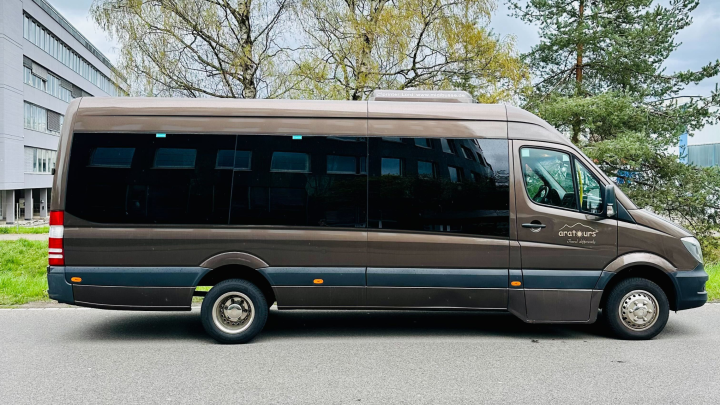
[238,1,257,98]
[572,0,585,145]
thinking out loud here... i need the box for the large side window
[520,148,577,210]
[368,137,509,237]
[575,159,604,214]
[229,135,367,228]
[66,133,235,224]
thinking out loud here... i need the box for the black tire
[604,277,669,340]
[201,279,268,344]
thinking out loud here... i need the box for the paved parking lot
[1,304,719,404]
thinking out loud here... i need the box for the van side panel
[63,224,367,268]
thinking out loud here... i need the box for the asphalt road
[1,305,719,404]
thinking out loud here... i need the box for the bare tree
[92,0,295,98]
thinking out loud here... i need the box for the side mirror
[605,184,617,218]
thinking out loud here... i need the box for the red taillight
[49,210,64,266]
[49,210,64,226]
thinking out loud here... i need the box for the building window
[23,66,46,91]
[47,74,73,102]
[381,158,402,176]
[461,146,476,161]
[25,65,75,102]
[328,155,363,174]
[382,137,403,143]
[448,166,463,182]
[418,161,436,178]
[23,14,126,97]
[440,138,455,154]
[24,147,56,174]
[414,138,431,148]
[271,152,310,172]
[24,102,63,135]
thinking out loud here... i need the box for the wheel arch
[600,254,679,311]
[197,252,275,305]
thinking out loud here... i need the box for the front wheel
[201,279,268,344]
[604,277,669,340]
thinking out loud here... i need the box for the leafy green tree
[509,0,720,254]
[289,0,529,101]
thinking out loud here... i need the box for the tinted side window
[520,148,577,210]
[229,135,367,228]
[66,133,235,224]
[368,137,509,237]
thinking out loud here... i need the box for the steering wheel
[533,185,550,203]
[533,185,549,203]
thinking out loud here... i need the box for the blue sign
[678,132,688,164]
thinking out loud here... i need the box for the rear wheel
[201,279,268,344]
[604,277,669,340]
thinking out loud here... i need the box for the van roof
[73,97,571,146]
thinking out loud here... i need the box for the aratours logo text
[558,223,599,245]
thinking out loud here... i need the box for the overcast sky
[53,0,719,144]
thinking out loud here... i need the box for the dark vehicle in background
[47,90,708,343]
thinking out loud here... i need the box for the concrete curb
[0,234,49,241]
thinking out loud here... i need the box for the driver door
[512,140,617,321]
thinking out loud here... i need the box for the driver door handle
[522,223,546,229]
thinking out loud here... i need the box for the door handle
[522,223,546,229]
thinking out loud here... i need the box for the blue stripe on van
[367,268,508,288]
[522,270,602,290]
[260,267,366,286]
[64,267,210,287]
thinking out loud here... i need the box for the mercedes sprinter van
[47,90,708,343]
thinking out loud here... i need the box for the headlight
[681,237,703,264]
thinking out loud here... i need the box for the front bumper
[672,263,709,311]
[47,266,74,304]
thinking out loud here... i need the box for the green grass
[0,226,49,234]
[705,262,720,302]
[0,239,49,305]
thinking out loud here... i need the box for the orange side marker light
[511,281,521,287]
[313,279,324,284]
[70,277,82,283]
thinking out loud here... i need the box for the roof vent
[369,90,474,103]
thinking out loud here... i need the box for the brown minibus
[47,90,708,343]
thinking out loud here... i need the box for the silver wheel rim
[618,289,659,331]
[212,292,255,334]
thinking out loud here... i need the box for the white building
[0,0,127,223]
